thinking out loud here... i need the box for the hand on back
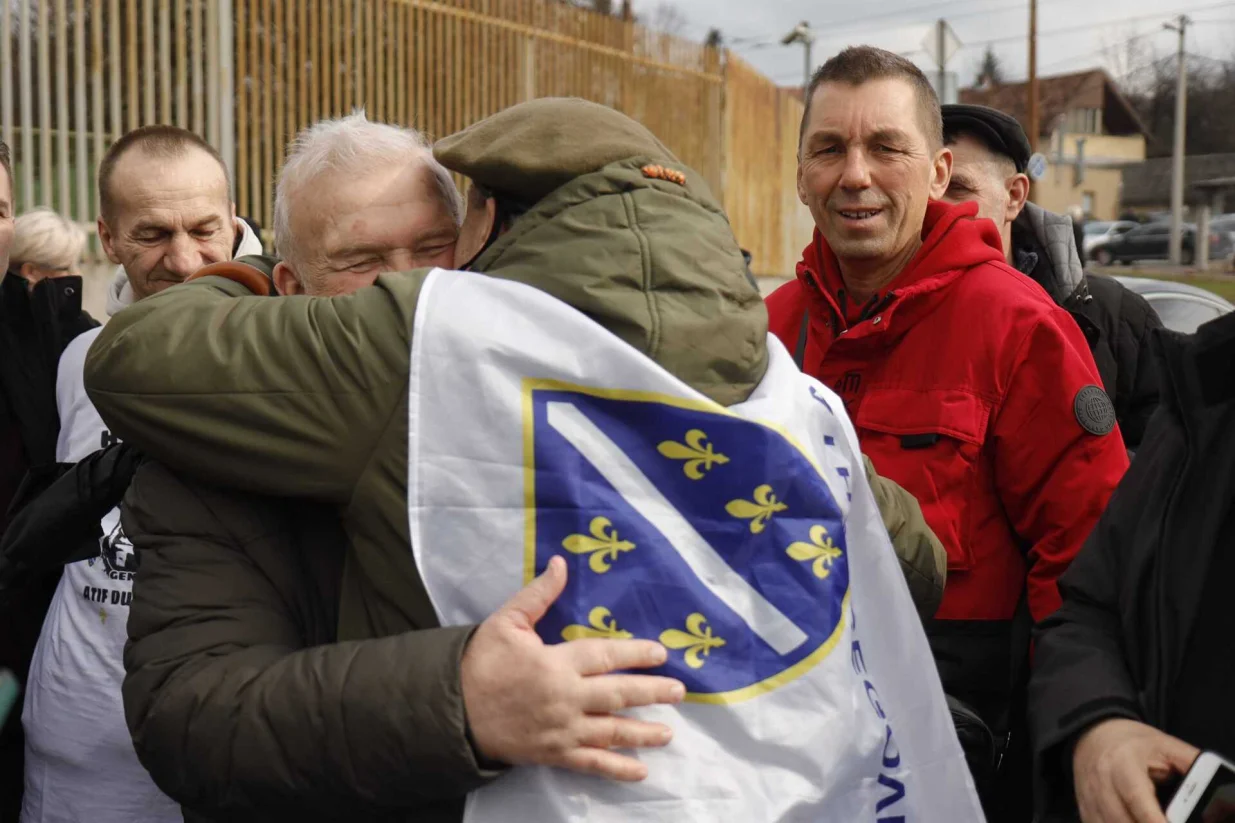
[460,556,685,781]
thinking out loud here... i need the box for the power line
[730,0,1053,50]
[953,0,1235,52]
[736,0,1230,53]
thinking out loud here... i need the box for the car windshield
[1147,296,1227,334]
[1084,222,1114,235]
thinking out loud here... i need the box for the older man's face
[797,78,950,266]
[99,147,236,300]
[941,134,1015,226]
[278,159,458,297]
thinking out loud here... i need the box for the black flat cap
[941,104,1032,173]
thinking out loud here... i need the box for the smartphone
[1166,751,1235,823]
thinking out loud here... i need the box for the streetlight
[781,21,815,92]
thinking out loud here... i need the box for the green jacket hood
[470,157,768,407]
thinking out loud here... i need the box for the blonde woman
[8,207,87,286]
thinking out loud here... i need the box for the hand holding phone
[1073,718,1200,823]
[1165,751,1235,823]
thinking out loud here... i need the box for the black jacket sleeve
[1028,402,1181,815]
[0,443,140,601]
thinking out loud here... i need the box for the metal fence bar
[206,0,220,148]
[92,0,105,217]
[234,0,247,210]
[192,0,204,135]
[176,0,188,128]
[37,0,51,206]
[74,0,89,223]
[18,0,32,210]
[56,0,71,213]
[143,0,155,124]
[1,3,12,164]
[220,0,236,185]
[159,0,172,124]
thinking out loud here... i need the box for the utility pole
[936,20,947,101]
[1166,15,1190,266]
[1027,0,1039,201]
[781,21,816,93]
[1027,0,1039,153]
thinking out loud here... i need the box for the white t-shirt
[21,327,182,823]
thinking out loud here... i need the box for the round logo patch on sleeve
[1073,385,1116,436]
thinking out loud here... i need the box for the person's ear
[1006,173,1031,222]
[272,261,304,296]
[97,218,121,265]
[929,147,953,199]
[18,262,40,285]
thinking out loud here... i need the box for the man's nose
[162,234,207,279]
[839,149,872,190]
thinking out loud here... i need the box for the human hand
[1073,718,1200,822]
[460,556,685,781]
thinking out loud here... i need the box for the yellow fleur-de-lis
[659,612,726,669]
[786,524,845,579]
[657,429,730,480]
[561,516,636,574]
[725,484,787,534]
[561,606,633,642]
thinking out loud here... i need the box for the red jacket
[767,201,1129,627]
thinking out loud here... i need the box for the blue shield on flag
[524,381,852,702]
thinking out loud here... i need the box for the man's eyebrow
[417,228,458,244]
[867,129,913,145]
[327,243,385,258]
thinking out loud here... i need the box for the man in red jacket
[766,46,1130,819]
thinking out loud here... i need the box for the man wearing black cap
[941,103,1162,449]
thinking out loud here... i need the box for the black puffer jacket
[1012,205,1162,450]
[0,270,97,819]
[1029,311,1235,819]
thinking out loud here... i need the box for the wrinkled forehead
[296,161,457,256]
[110,149,231,229]
[806,78,935,147]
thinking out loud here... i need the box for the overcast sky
[632,0,1235,90]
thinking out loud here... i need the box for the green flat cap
[434,97,682,205]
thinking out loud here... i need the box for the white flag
[407,269,984,823]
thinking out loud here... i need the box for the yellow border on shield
[520,377,848,706]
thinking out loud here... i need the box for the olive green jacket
[88,157,942,817]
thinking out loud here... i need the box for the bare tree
[705,28,723,49]
[649,2,688,37]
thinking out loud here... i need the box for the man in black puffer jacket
[1030,310,1235,821]
[941,104,1162,450]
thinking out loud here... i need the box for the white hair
[11,207,87,271]
[273,110,463,270]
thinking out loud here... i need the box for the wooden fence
[722,54,814,278]
[3,0,812,275]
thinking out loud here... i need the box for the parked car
[1090,222,1234,266]
[1082,220,1137,261]
[1115,276,1234,333]
[1210,214,1235,268]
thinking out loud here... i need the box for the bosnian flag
[407,269,983,823]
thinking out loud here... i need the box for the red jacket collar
[796,200,1007,324]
